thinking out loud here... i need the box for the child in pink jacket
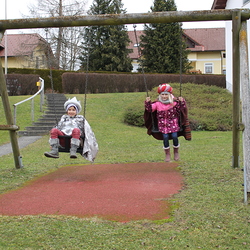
[145,83,186,162]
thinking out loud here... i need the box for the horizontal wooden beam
[0,9,249,31]
[0,124,19,131]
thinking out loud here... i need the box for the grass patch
[0,92,249,249]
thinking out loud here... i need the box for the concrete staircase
[18,93,67,136]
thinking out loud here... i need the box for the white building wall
[225,0,250,92]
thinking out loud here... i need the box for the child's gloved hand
[146,97,151,102]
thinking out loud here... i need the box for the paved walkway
[0,136,42,157]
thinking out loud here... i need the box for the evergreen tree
[139,0,190,73]
[80,0,132,72]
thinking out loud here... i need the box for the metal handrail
[13,77,44,125]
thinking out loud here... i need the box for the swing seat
[58,135,85,153]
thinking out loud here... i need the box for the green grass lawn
[0,92,249,249]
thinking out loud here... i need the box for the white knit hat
[64,97,82,114]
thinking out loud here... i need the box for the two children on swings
[44,97,98,162]
[145,83,187,162]
[44,84,185,162]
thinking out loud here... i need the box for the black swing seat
[58,135,85,153]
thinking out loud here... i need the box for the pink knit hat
[157,83,173,94]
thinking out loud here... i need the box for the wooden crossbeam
[0,125,19,131]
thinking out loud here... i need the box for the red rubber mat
[0,162,183,222]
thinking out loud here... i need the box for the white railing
[13,77,45,125]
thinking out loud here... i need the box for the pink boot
[164,148,171,162]
[173,146,180,161]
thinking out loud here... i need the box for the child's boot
[70,138,80,158]
[44,138,59,158]
[164,147,171,162]
[173,145,180,161]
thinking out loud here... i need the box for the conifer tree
[139,0,190,73]
[80,0,132,72]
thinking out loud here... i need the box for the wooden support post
[240,20,250,203]
[0,31,23,169]
[232,11,241,168]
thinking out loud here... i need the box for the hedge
[5,68,68,93]
[62,72,226,94]
[5,74,40,95]
[4,68,226,94]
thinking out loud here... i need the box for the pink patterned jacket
[145,99,186,134]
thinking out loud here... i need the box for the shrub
[123,83,233,131]
[123,99,145,127]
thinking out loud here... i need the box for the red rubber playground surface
[0,162,183,222]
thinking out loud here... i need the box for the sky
[0,0,225,32]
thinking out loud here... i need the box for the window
[132,63,139,72]
[205,63,213,74]
[36,57,39,69]
[42,55,45,66]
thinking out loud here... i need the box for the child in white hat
[44,97,98,161]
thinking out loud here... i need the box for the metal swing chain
[83,27,91,119]
[133,25,149,97]
[45,28,59,125]
[179,23,183,97]
[179,23,184,130]
[133,25,159,132]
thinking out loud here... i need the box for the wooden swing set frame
[1,8,250,202]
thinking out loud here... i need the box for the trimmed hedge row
[5,74,40,95]
[62,72,226,94]
[5,68,67,93]
[4,68,226,94]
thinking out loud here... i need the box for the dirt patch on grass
[0,162,183,222]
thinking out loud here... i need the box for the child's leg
[171,132,180,161]
[71,128,81,139]
[162,133,170,162]
[162,133,170,148]
[50,128,64,138]
[44,128,64,158]
[171,132,179,147]
[70,128,81,159]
